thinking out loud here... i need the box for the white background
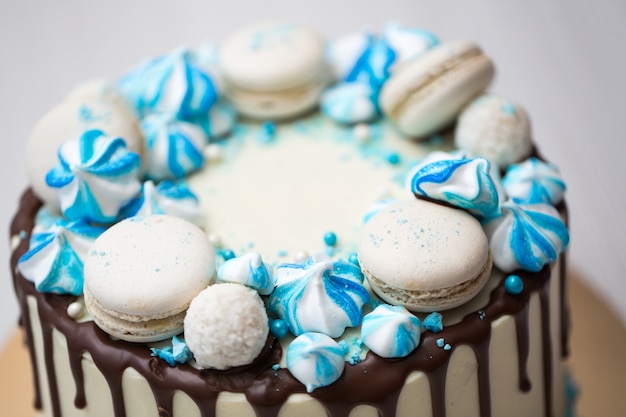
[1,0,625,348]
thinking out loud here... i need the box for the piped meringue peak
[216,252,275,295]
[361,304,422,358]
[286,332,345,392]
[141,112,208,181]
[269,257,370,338]
[502,157,566,205]
[45,129,141,224]
[485,201,569,273]
[18,219,105,295]
[119,47,219,119]
[120,180,200,225]
[410,156,501,221]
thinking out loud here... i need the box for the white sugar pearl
[208,234,222,248]
[294,250,310,263]
[67,301,84,319]
[204,144,222,162]
[353,123,371,144]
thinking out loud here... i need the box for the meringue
[269,257,369,338]
[485,201,569,273]
[286,332,345,392]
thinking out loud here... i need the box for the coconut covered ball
[455,94,532,169]
[184,283,269,370]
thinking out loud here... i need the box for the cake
[9,21,575,417]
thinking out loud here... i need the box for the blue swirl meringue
[485,201,569,273]
[411,156,501,221]
[191,100,238,139]
[269,257,370,338]
[382,22,439,69]
[141,112,207,181]
[120,180,200,224]
[320,82,378,124]
[217,252,276,295]
[326,32,371,81]
[286,332,345,392]
[17,219,105,295]
[502,157,566,205]
[45,129,141,224]
[361,304,422,358]
[118,47,219,119]
[344,36,396,93]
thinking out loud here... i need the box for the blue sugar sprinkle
[348,253,359,266]
[324,231,337,246]
[436,338,445,348]
[220,249,235,261]
[270,319,289,339]
[444,344,451,351]
[505,275,524,295]
[277,249,288,257]
[423,312,443,333]
[325,246,335,257]
[271,363,280,371]
[19,230,27,240]
[258,121,276,143]
[500,102,517,115]
[478,310,486,320]
[386,152,401,165]
[338,340,350,355]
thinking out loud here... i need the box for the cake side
[10,189,570,417]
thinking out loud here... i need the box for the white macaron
[357,199,492,312]
[379,40,495,139]
[83,215,215,342]
[218,22,329,120]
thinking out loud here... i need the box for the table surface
[1,274,624,417]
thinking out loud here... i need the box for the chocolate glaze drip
[10,189,566,417]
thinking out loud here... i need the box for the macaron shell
[219,22,326,90]
[380,40,495,138]
[225,77,327,120]
[27,96,144,208]
[357,199,489,292]
[83,287,186,343]
[84,215,215,320]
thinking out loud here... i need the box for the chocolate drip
[539,282,553,417]
[513,303,532,391]
[10,189,564,417]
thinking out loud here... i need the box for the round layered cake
[9,21,574,417]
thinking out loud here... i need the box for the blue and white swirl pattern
[191,100,238,139]
[361,304,422,358]
[485,201,569,273]
[411,157,501,221]
[286,332,345,392]
[382,22,439,69]
[217,252,275,295]
[45,129,141,224]
[17,219,105,295]
[119,47,218,119]
[320,82,378,124]
[120,180,200,224]
[269,257,369,338]
[141,112,207,180]
[502,157,566,205]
